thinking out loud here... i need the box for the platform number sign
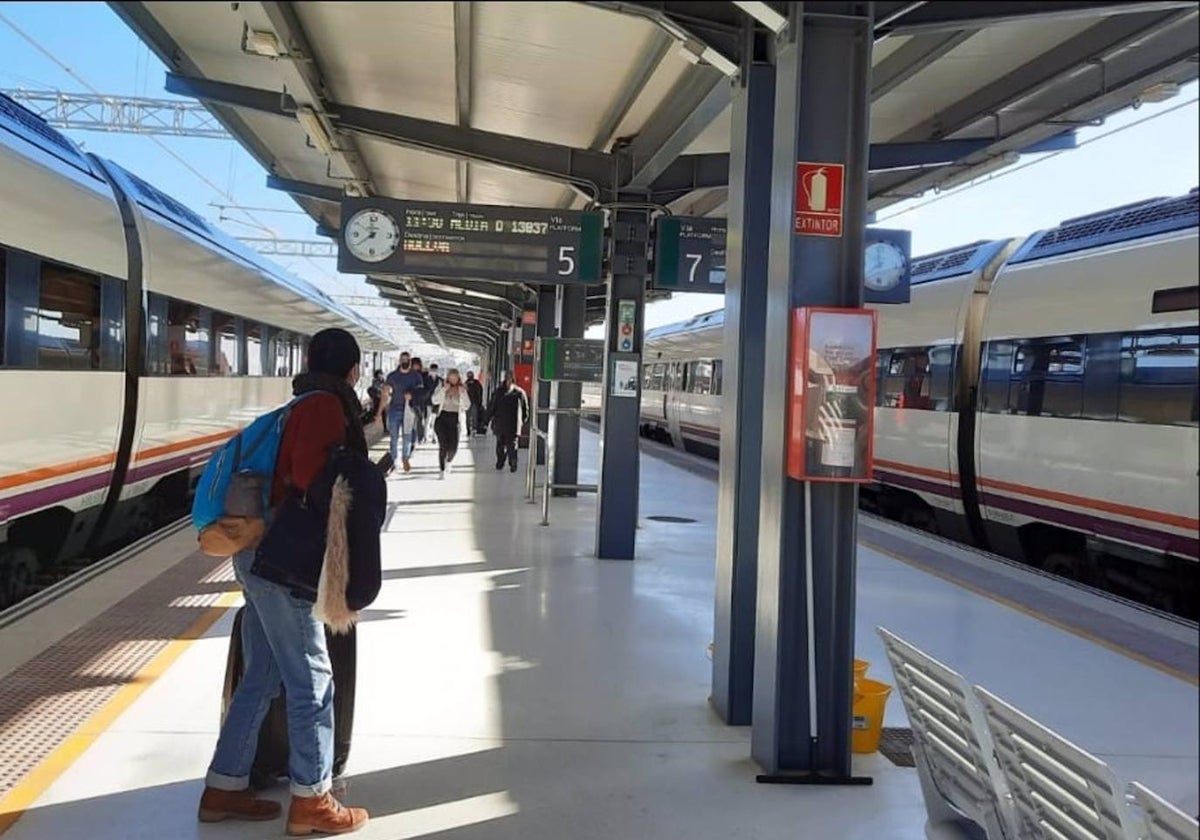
[652,216,727,293]
[338,197,604,285]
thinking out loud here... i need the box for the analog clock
[344,208,399,263]
[864,240,908,292]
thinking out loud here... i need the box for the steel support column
[753,1,873,783]
[596,205,649,560]
[712,61,775,727]
[535,285,557,465]
[553,284,586,496]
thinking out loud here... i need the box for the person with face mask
[384,352,424,472]
[486,374,529,473]
[464,371,484,439]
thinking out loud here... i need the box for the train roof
[646,309,725,342]
[909,239,1010,285]
[1,92,391,349]
[0,91,99,178]
[1007,188,1199,265]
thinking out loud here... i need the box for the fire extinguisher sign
[794,162,845,237]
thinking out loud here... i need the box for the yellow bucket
[851,676,893,754]
[854,659,869,679]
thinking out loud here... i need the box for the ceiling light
[295,107,334,156]
[733,1,788,34]
[1140,82,1180,104]
[245,29,282,58]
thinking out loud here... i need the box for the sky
[1,2,1197,345]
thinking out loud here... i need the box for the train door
[665,361,687,445]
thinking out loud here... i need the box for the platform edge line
[0,589,242,836]
[862,538,1200,688]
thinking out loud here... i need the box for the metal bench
[1127,782,1200,840]
[878,627,1018,840]
[975,686,1134,840]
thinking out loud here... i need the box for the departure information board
[652,216,727,293]
[539,337,605,383]
[338,197,604,285]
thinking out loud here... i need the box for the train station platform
[0,431,1195,840]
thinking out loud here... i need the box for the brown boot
[197,786,282,822]
[286,792,368,836]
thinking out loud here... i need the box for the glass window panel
[37,261,102,371]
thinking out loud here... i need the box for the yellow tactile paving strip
[0,553,237,798]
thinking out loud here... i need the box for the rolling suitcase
[221,606,357,788]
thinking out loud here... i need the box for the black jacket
[488,385,529,437]
[252,445,386,632]
[465,379,483,409]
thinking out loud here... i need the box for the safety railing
[525,404,597,526]
[877,626,1200,840]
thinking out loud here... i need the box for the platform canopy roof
[112,0,1200,353]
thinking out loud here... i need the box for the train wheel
[900,507,939,535]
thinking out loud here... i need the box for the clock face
[864,240,907,292]
[344,209,399,263]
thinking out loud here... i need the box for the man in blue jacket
[384,352,425,472]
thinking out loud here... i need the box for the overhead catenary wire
[0,9,278,240]
[877,96,1199,223]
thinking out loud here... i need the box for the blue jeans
[387,408,416,462]
[207,551,334,797]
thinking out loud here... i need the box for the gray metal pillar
[553,284,586,496]
[712,60,776,727]
[536,285,557,465]
[596,205,649,560]
[752,1,873,783]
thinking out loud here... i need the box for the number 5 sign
[652,216,728,293]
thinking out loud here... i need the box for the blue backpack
[192,394,318,553]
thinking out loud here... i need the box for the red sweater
[272,392,347,505]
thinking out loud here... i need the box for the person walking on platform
[198,327,369,835]
[431,369,470,478]
[487,375,529,473]
[426,363,445,442]
[464,371,484,439]
[410,357,432,445]
[384,353,424,473]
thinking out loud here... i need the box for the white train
[588,192,1199,614]
[0,93,393,606]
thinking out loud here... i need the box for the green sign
[652,216,727,293]
[539,337,605,382]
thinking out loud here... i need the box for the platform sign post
[337,197,604,285]
[652,217,727,293]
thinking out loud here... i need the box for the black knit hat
[307,328,361,377]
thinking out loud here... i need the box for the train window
[167,300,210,376]
[981,341,1014,414]
[99,277,124,372]
[36,261,103,371]
[712,360,723,396]
[246,323,264,376]
[145,293,169,375]
[268,328,290,377]
[212,312,239,376]
[689,360,714,394]
[289,333,305,376]
[1118,330,1199,426]
[1010,337,1084,419]
[882,349,934,410]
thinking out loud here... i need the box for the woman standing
[431,369,471,478]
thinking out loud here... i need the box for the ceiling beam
[877,1,1200,36]
[870,30,974,99]
[263,174,344,203]
[625,67,731,190]
[258,1,374,193]
[163,72,623,195]
[453,1,473,203]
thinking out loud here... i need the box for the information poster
[610,359,639,398]
[786,308,877,482]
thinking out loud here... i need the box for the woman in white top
[431,369,471,478]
